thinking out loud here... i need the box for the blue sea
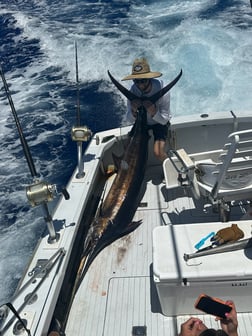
[0,0,251,304]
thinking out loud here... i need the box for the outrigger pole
[0,64,68,243]
[71,42,92,179]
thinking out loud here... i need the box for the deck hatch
[103,276,171,335]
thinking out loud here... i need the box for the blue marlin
[75,69,182,289]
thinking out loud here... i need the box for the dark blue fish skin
[75,70,182,287]
[79,105,149,281]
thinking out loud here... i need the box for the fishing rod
[0,63,69,243]
[71,42,92,179]
[184,237,252,261]
[75,41,81,127]
[0,64,38,178]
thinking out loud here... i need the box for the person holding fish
[122,57,171,162]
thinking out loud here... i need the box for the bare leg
[153,140,167,162]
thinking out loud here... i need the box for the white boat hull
[2,111,252,336]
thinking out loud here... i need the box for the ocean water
[0,0,251,304]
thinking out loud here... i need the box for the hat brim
[121,71,162,81]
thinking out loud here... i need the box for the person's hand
[178,317,207,336]
[130,99,157,118]
[216,300,238,336]
[130,99,142,118]
[143,100,157,117]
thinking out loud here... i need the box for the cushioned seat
[196,162,252,190]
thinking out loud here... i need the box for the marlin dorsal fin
[108,69,182,104]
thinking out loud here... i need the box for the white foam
[2,0,251,117]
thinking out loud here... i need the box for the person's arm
[218,300,239,336]
[178,317,207,336]
[151,91,171,125]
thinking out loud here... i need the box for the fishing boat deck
[4,113,252,336]
[66,163,252,336]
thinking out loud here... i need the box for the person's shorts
[148,123,169,141]
[128,122,170,141]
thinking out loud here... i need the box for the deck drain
[139,202,148,208]
[132,326,147,335]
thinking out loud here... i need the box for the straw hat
[122,58,162,81]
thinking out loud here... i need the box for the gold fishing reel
[71,126,92,142]
[26,181,57,207]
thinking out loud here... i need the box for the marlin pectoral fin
[148,69,183,104]
[108,69,182,104]
[121,220,142,236]
[108,70,137,101]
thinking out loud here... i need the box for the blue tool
[194,232,215,250]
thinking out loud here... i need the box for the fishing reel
[71,126,93,179]
[26,180,70,244]
[26,180,70,207]
[71,126,92,142]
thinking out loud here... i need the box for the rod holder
[71,126,92,179]
[41,203,60,244]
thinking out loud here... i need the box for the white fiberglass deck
[65,164,252,336]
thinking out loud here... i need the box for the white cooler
[152,222,252,316]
